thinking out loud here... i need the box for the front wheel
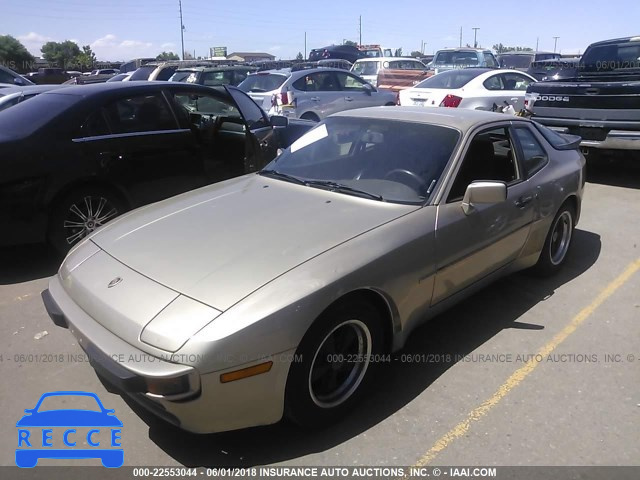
[285,300,383,427]
[48,186,127,254]
[532,204,575,276]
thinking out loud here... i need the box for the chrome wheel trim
[308,319,372,409]
[62,195,119,245]
[549,211,572,266]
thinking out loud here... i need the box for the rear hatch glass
[238,73,288,93]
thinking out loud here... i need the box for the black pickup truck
[525,36,640,155]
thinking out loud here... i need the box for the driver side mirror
[461,181,507,215]
[363,83,374,95]
[270,115,288,127]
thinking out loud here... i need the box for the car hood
[91,174,415,311]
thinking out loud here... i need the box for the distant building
[227,52,276,63]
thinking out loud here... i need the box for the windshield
[261,117,459,204]
[238,73,288,93]
[361,49,382,57]
[415,69,485,89]
[352,61,380,76]
[581,41,640,73]
[434,51,479,66]
[499,54,533,68]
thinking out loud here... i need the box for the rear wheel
[48,186,127,254]
[285,299,383,427]
[532,203,574,276]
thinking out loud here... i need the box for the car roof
[38,81,219,97]
[354,57,423,63]
[531,57,580,64]
[0,84,65,96]
[500,51,557,56]
[437,48,490,53]
[175,65,255,72]
[588,35,640,47]
[288,67,354,77]
[332,106,525,131]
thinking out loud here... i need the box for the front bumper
[43,275,294,433]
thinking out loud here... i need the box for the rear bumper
[43,275,293,433]
[533,117,640,151]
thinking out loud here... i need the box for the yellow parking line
[413,258,640,467]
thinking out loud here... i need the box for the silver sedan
[43,107,585,433]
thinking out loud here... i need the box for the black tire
[532,203,575,276]
[285,299,384,427]
[300,112,320,122]
[48,186,127,254]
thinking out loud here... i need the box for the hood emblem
[107,277,123,288]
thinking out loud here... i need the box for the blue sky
[2,0,639,61]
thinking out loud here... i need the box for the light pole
[553,36,560,53]
[179,0,185,60]
[472,27,480,48]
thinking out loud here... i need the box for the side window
[483,74,504,91]
[81,110,111,137]
[484,53,498,68]
[201,71,234,86]
[502,73,532,91]
[312,72,340,92]
[103,94,177,134]
[447,127,519,202]
[227,88,270,130]
[173,91,241,119]
[292,75,309,91]
[513,127,548,178]
[336,72,367,91]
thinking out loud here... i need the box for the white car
[399,68,536,111]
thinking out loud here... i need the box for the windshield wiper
[259,169,307,185]
[306,180,384,201]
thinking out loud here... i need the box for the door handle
[515,195,533,208]
[510,97,519,102]
[310,96,320,101]
[345,96,354,102]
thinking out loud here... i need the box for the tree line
[0,35,180,72]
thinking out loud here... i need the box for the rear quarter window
[238,74,288,93]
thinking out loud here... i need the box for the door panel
[226,86,277,171]
[99,92,205,206]
[433,126,536,304]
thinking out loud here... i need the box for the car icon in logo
[16,391,123,468]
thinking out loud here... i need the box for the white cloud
[17,32,54,56]
[90,34,156,61]
[161,42,176,50]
